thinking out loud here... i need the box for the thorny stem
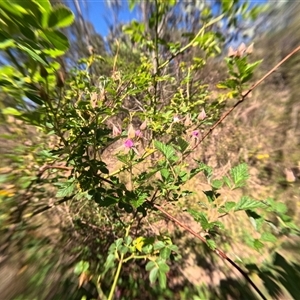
[190,44,300,153]
[151,202,267,300]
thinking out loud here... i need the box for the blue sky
[68,1,139,37]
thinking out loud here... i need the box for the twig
[151,202,267,300]
[193,44,300,149]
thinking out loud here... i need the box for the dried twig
[152,202,267,300]
[193,45,300,149]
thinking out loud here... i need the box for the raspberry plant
[0,1,299,299]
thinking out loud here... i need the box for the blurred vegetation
[0,0,299,300]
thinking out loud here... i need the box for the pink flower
[124,139,134,148]
[192,130,199,138]
[135,130,143,138]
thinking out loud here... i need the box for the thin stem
[107,224,131,300]
[159,14,224,70]
[185,44,300,158]
[150,202,267,300]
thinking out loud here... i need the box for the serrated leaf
[225,201,236,211]
[234,196,267,211]
[176,137,189,153]
[210,221,225,230]
[56,179,75,197]
[188,209,209,230]
[206,239,216,250]
[253,239,264,250]
[197,161,213,178]
[230,163,249,189]
[222,176,232,188]
[160,168,170,180]
[211,179,223,189]
[274,202,287,214]
[261,232,277,243]
[154,140,176,161]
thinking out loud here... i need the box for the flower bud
[140,120,147,130]
[56,70,65,88]
[127,124,136,139]
[198,108,206,120]
[184,114,192,127]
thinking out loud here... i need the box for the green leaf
[128,0,137,11]
[42,30,69,51]
[160,247,171,260]
[246,210,264,231]
[2,107,21,116]
[104,253,116,272]
[56,179,75,197]
[17,44,48,65]
[0,39,15,50]
[196,161,213,178]
[95,194,118,207]
[261,232,277,243]
[188,209,209,230]
[24,91,43,105]
[211,179,223,189]
[74,261,89,275]
[48,5,75,28]
[43,48,65,57]
[206,239,216,250]
[158,270,167,289]
[154,140,176,161]
[235,196,267,211]
[222,176,232,188]
[145,261,156,271]
[158,261,170,273]
[230,163,249,189]
[225,201,236,211]
[176,137,189,153]
[149,267,159,284]
[154,241,165,251]
[274,202,287,214]
[160,168,170,180]
[253,239,264,250]
[242,60,263,83]
[131,192,147,208]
